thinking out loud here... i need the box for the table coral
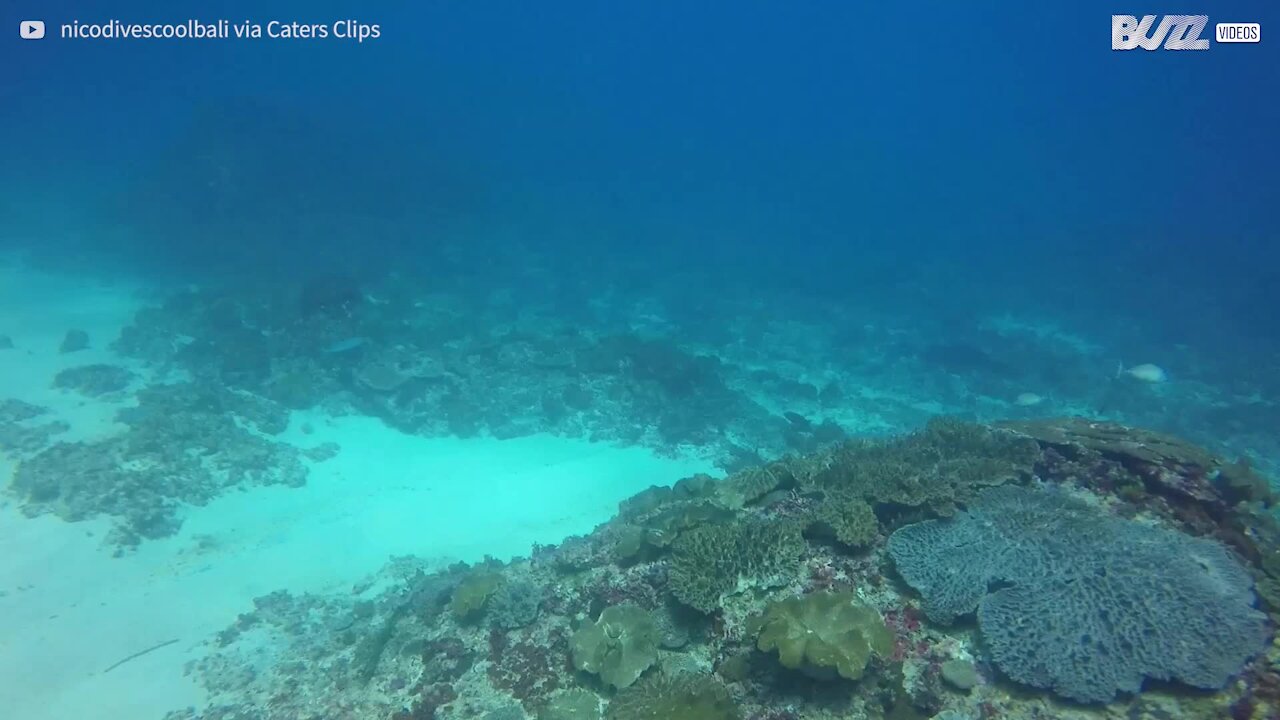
[888,484,1271,703]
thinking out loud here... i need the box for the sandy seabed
[0,263,713,719]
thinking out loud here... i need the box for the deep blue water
[3,0,1278,370]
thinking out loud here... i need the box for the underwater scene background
[2,1,1279,719]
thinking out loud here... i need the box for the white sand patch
[0,422,713,719]
[0,420,711,717]
[0,260,717,719]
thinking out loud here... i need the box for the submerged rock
[52,364,135,396]
[59,329,89,353]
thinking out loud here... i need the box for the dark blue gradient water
[3,0,1278,435]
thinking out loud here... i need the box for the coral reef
[108,284,798,464]
[939,659,979,692]
[8,382,304,549]
[450,570,506,622]
[805,491,879,549]
[605,672,739,720]
[888,484,1270,702]
[165,419,1280,720]
[755,590,893,681]
[488,623,573,709]
[715,462,795,509]
[0,398,46,423]
[1000,417,1225,503]
[792,417,1039,514]
[668,519,805,613]
[1002,417,1280,619]
[0,398,68,456]
[538,689,601,720]
[51,363,136,396]
[570,603,659,689]
[490,578,544,630]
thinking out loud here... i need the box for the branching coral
[490,578,543,629]
[612,501,734,564]
[714,461,796,509]
[807,491,879,549]
[668,519,805,613]
[794,417,1038,513]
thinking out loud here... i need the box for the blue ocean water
[6,2,1278,379]
[1,2,1278,719]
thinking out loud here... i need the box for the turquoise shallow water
[1,2,1278,719]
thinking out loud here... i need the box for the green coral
[940,659,980,691]
[672,473,717,498]
[613,478,735,564]
[646,502,732,541]
[808,491,879,548]
[618,485,676,518]
[797,417,1037,513]
[617,476,718,520]
[605,672,740,720]
[612,524,649,563]
[714,461,794,509]
[669,519,805,613]
[613,501,734,564]
[449,569,504,622]
[756,590,893,680]
[571,603,660,689]
[538,688,603,720]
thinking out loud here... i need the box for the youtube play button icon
[21,20,46,39]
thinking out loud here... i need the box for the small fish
[1117,362,1167,383]
[1014,392,1044,407]
[324,337,368,354]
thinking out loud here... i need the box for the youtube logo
[21,20,45,39]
